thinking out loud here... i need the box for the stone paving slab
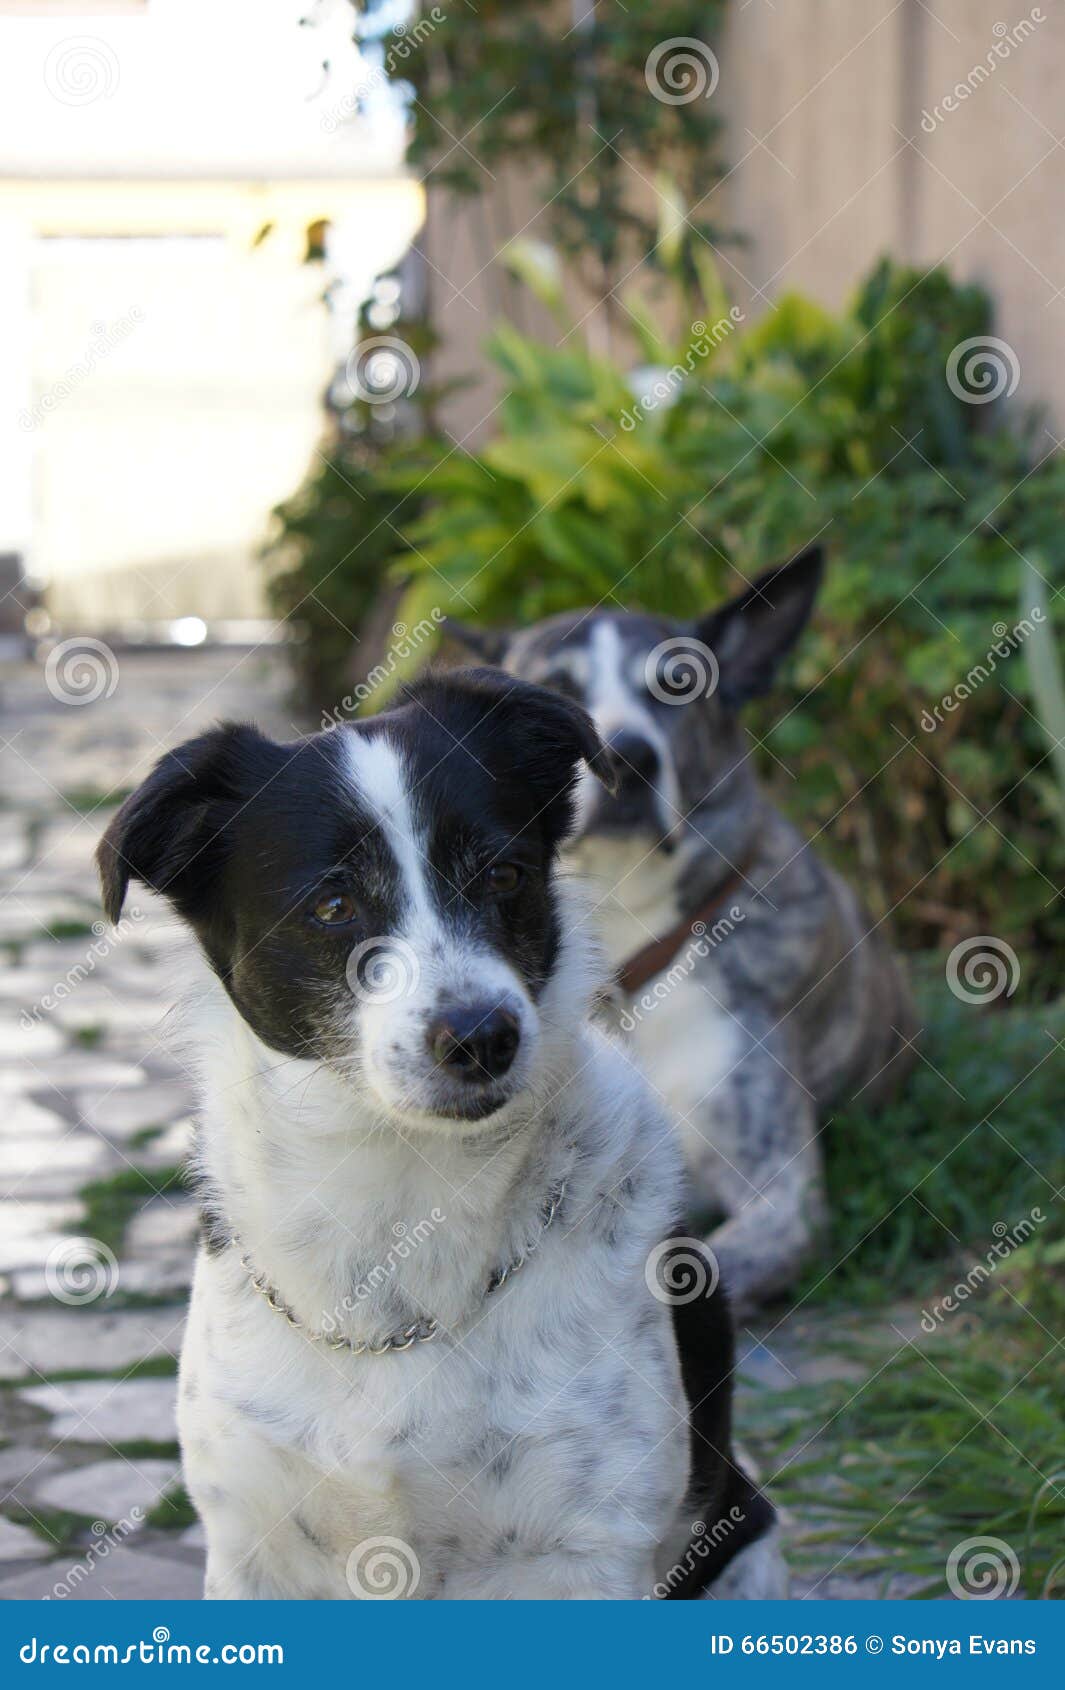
[0,1209,86,1277]
[0,1444,61,1490]
[0,1098,71,1140]
[11,1258,192,1305]
[34,1459,180,1524]
[20,1378,180,1446]
[0,1517,54,1562]
[0,650,295,1600]
[76,1083,190,1142]
[0,1306,185,1382]
[0,1544,205,1601]
[125,1202,200,1262]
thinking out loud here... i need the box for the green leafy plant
[264,250,1064,982]
[381,256,1063,984]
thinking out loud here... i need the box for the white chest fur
[177,986,690,1600]
[563,840,740,1139]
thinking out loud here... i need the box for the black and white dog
[97,667,777,1600]
[450,549,916,1312]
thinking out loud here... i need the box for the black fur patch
[664,1261,776,1599]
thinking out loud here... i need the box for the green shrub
[386,258,1063,987]
[262,447,423,715]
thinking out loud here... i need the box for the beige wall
[424,0,1064,439]
[422,164,559,445]
[0,178,422,625]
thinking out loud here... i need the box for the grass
[41,918,98,941]
[73,1024,106,1049]
[110,1440,182,1461]
[128,1124,164,1151]
[146,1481,198,1531]
[36,966,1058,1597]
[744,977,1065,1598]
[797,971,1064,1305]
[747,1268,1065,1598]
[1,1356,180,1390]
[77,1164,187,1258]
[59,786,131,815]
[12,1504,94,1552]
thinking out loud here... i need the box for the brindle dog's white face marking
[505,610,722,851]
[580,622,683,841]
[496,549,825,858]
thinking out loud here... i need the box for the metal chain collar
[230,1176,568,1359]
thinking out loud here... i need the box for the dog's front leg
[684,1029,826,1314]
[203,1542,289,1602]
[705,1130,825,1317]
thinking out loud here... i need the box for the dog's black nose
[609,730,660,787]
[428,1003,521,1082]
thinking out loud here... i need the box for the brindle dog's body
[452,548,916,1312]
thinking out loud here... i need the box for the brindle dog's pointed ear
[441,619,511,665]
[694,544,824,708]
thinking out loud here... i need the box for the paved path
[0,643,891,1600]
[0,647,293,1598]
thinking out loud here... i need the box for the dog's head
[96,668,617,1132]
[451,546,822,854]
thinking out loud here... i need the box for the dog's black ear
[693,543,824,708]
[403,666,619,842]
[96,722,280,926]
[442,619,510,665]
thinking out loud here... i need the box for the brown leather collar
[616,868,749,996]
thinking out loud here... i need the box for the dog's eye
[312,892,359,927]
[485,863,524,896]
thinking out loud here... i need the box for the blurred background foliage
[264,251,1065,992]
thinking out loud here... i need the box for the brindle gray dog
[450,547,916,1312]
